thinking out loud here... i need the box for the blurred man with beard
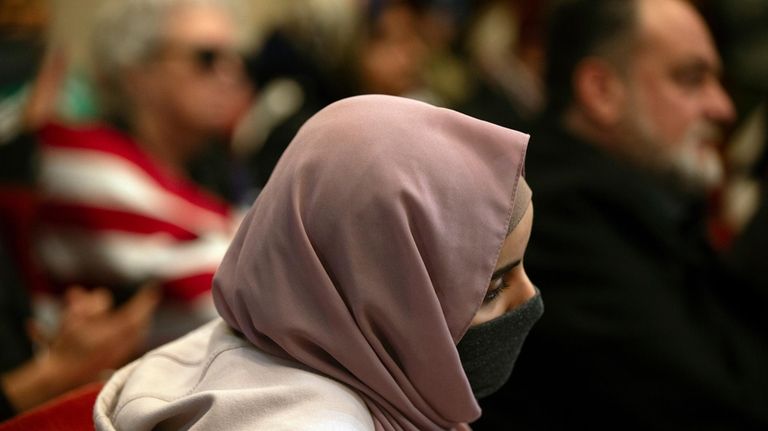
[473,0,768,429]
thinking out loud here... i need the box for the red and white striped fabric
[36,123,238,306]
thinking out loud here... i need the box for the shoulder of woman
[96,320,375,430]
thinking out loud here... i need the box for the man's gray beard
[620,110,724,195]
[666,122,724,192]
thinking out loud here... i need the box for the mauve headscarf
[213,95,530,430]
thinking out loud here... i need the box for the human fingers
[113,285,161,329]
[64,286,113,319]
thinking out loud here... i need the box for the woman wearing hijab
[93,95,542,430]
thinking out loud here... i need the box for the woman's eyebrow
[491,259,522,280]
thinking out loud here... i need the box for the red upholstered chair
[0,381,104,431]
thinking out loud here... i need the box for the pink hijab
[213,95,530,430]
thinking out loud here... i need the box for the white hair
[90,0,250,118]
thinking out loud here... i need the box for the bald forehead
[637,0,708,37]
[635,0,721,69]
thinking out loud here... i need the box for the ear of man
[572,57,627,128]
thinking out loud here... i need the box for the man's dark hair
[544,0,639,116]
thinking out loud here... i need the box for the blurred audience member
[458,0,546,130]
[2,218,158,422]
[0,4,160,419]
[475,0,768,429]
[35,0,253,347]
[413,0,470,107]
[698,0,768,253]
[244,0,430,190]
[0,264,159,421]
[701,0,768,317]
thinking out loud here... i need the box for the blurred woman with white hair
[36,0,254,346]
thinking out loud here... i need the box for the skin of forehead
[163,5,236,45]
[635,0,719,68]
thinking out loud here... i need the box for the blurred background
[3,0,766,220]
[1,0,767,424]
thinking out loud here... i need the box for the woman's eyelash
[484,276,510,304]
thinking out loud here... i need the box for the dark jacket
[474,119,768,430]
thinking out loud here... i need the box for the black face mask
[456,291,544,399]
